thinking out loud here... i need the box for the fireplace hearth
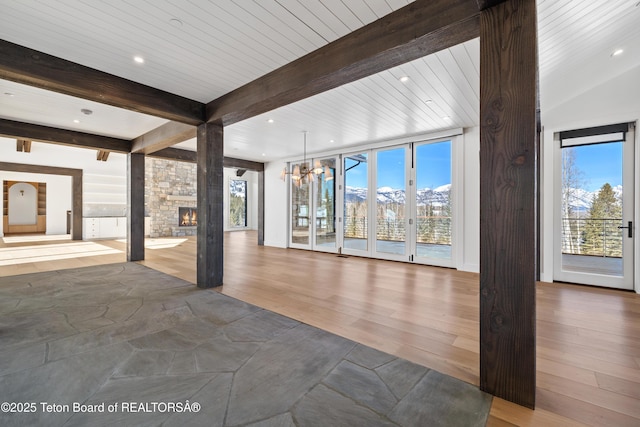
[178,207,197,226]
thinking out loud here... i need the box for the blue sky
[570,142,622,192]
[343,139,621,192]
[344,141,452,189]
[415,141,451,189]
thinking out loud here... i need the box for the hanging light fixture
[280,131,332,186]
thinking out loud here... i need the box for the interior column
[127,152,145,261]
[479,0,539,408]
[197,122,224,287]
[71,173,83,241]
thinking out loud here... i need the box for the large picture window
[229,179,247,228]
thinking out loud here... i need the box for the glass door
[554,124,635,289]
[343,152,370,256]
[289,160,311,249]
[414,140,454,267]
[372,146,410,261]
[288,157,339,252]
[294,138,459,268]
[312,157,338,253]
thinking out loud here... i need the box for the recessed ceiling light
[134,56,145,64]
[169,18,183,27]
[329,139,334,143]
[73,119,80,124]
[425,99,433,104]
[262,153,266,157]
[4,92,14,97]
[267,119,274,123]
[611,49,624,57]
[399,76,409,83]
[81,108,93,115]
[442,116,451,120]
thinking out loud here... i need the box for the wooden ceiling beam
[97,150,110,161]
[148,147,264,172]
[131,121,196,154]
[0,118,130,153]
[223,156,264,172]
[0,39,205,126]
[148,147,197,163]
[206,0,480,125]
[0,160,81,177]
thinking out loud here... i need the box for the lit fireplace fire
[179,207,197,226]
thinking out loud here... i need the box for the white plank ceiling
[0,0,639,162]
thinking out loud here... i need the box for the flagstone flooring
[0,262,491,427]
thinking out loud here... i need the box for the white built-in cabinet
[83,217,126,239]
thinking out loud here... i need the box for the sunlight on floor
[2,234,72,244]
[0,242,122,266]
[114,238,188,250]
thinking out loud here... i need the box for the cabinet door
[83,218,100,239]
[99,218,118,238]
[115,217,127,238]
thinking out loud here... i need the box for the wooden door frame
[0,162,82,240]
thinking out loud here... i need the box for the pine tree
[583,183,622,256]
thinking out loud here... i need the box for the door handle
[618,221,633,238]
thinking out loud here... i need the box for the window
[229,179,247,227]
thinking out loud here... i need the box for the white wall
[462,126,480,272]
[540,65,640,288]
[263,161,288,247]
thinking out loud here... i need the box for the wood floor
[1,231,639,426]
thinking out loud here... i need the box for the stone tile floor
[0,263,491,426]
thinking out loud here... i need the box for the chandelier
[280,131,333,186]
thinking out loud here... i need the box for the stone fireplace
[145,158,198,237]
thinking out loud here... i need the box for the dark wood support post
[71,174,82,241]
[127,153,145,261]
[479,0,538,409]
[257,170,264,246]
[197,122,224,287]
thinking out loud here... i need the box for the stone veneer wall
[145,158,197,237]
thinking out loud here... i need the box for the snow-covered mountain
[344,186,367,203]
[376,186,406,204]
[345,183,622,211]
[345,184,451,206]
[417,184,451,207]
